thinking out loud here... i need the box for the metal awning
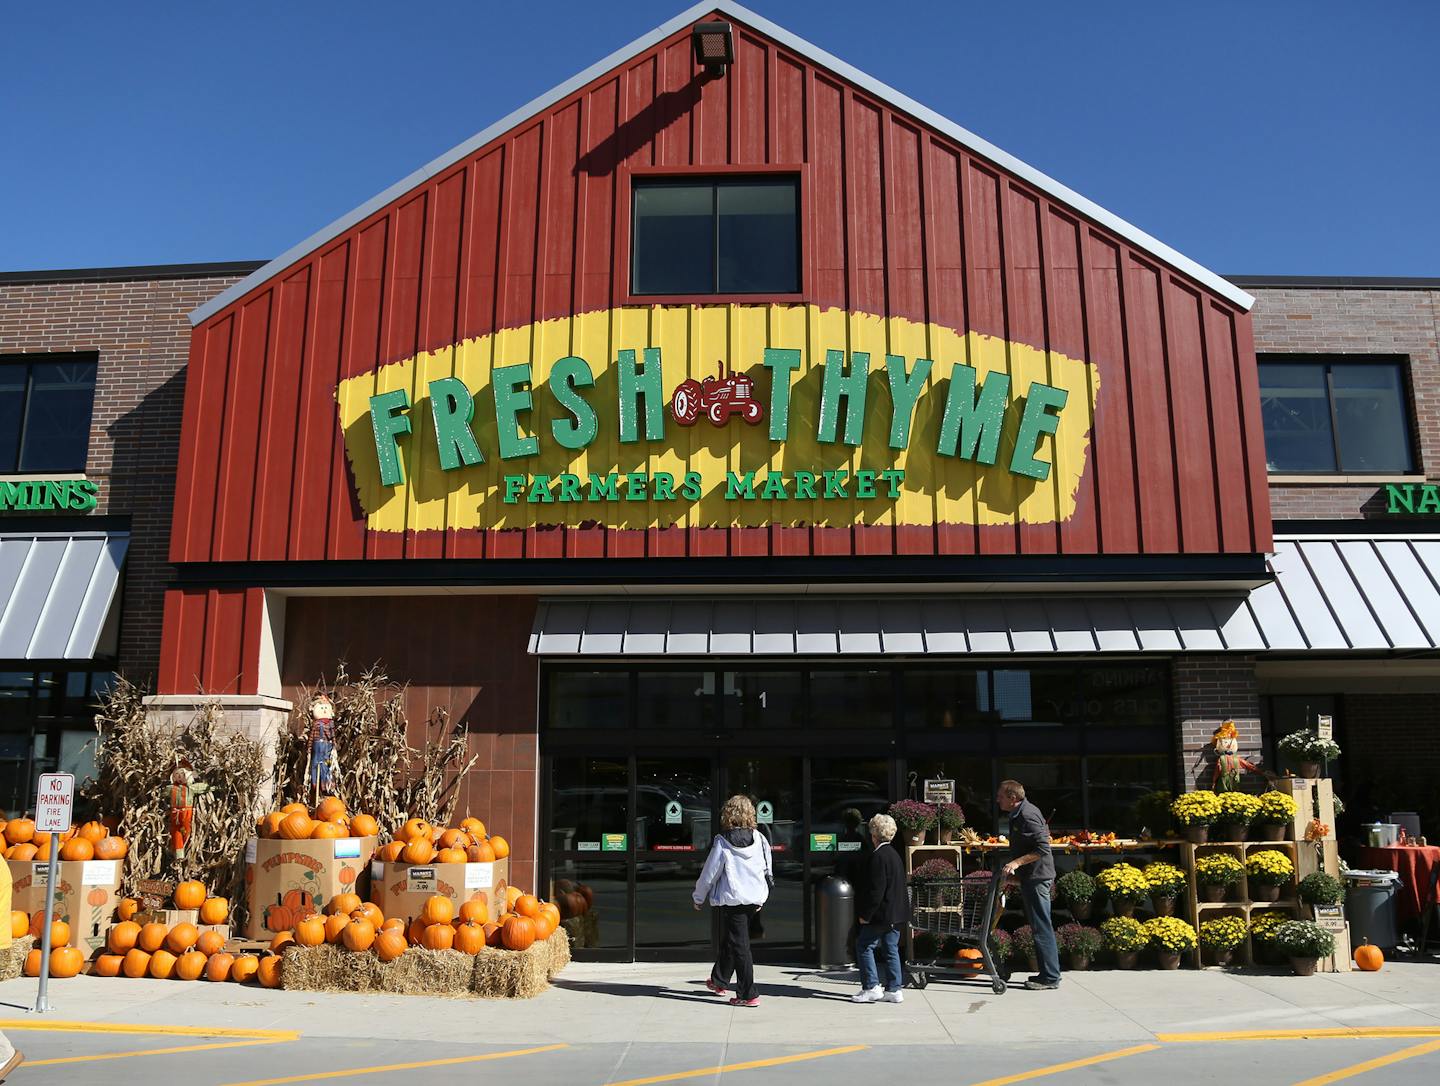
[528,537,1440,657]
[0,531,129,660]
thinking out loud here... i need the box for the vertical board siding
[172,15,1270,568]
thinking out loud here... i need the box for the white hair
[868,813,897,842]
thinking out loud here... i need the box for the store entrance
[545,749,895,962]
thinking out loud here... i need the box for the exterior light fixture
[692,20,734,75]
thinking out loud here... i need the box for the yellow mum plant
[1199,916,1249,951]
[1095,862,1150,904]
[1249,910,1288,944]
[1246,849,1295,886]
[1216,791,1261,824]
[1254,791,1298,825]
[1195,852,1244,886]
[1143,916,1198,952]
[1171,790,1222,827]
[1142,861,1187,899]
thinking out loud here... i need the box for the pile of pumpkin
[1,816,128,861]
[373,816,510,865]
[256,797,381,841]
[280,882,558,961]
[89,881,261,983]
[15,909,86,979]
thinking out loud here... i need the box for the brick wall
[1249,286,1440,521]
[0,269,252,679]
[1174,655,1262,791]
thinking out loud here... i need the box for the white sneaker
[881,989,904,1003]
[851,986,883,1003]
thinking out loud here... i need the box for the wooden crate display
[1181,840,1302,969]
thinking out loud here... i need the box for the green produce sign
[0,479,99,513]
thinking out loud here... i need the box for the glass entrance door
[723,754,804,959]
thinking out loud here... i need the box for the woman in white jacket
[692,794,773,1007]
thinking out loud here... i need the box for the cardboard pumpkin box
[370,858,509,927]
[7,858,123,956]
[243,835,378,939]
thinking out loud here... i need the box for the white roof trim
[190,0,1253,326]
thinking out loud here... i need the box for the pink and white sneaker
[705,978,728,996]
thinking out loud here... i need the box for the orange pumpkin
[281,802,309,816]
[176,950,208,980]
[294,917,326,946]
[259,811,286,838]
[278,812,314,840]
[6,818,35,844]
[204,951,235,980]
[454,922,486,954]
[116,898,140,922]
[400,818,433,843]
[165,923,200,954]
[501,915,535,951]
[532,911,557,941]
[7,844,36,861]
[93,952,125,977]
[461,817,487,838]
[467,840,496,863]
[107,920,141,954]
[230,954,260,983]
[94,835,128,860]
[174,880,207,910]
[199,897,229,925]
[955,947,984,969]
[349,813,379,837]
[310,821,344,840]
[402,839,436,865]
[489,835,510,859]
[10,910,29,938]
[459,898,490,925]
[353,902,384,928]
[147,949,178,979]
[324,913,351,944]
[437,828,470,850]
[76,820,108,844]
[436,847,467,863]
[484,922,504,948]
[314,796,347,823]
[22,950,41,977]
[420,923,454,951]
[122,948,152,978]
[342,918,376,952]
[505,886,524,908]
[49,946,83,978]
[408,917,429,946]
[33,839,52,861]
[1354,941,1384,971]
[197,930,227,956]
[538,902,560,928]
[420,895,455,926]
[374,927,408,961]
[269,930,296,954]
[380,917,406,934]
[31,917,70,947]
[257,955,283,988]
[59,837,94,861]
[326,892,361,917]
[514,894,541,919]
[377,841,405,862]
[137,922,169,953]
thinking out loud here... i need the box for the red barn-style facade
[156,2,1292,959]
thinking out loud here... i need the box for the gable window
[0,355,97,474]
[1258,357,1414,474]
[631,177,799,296]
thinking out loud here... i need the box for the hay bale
[279,938,565,1000]
[279,943,383,993]
[546,928,571,979]
[374,947,475,997]
[0,936,34,981]
[471,938,556,999]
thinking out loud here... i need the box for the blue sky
[3,1,1436,275]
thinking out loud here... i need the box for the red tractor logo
[670,363,765,427]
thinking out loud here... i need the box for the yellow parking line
[0,1018,298,1040]
[606,1044,866,1086]
[1289,1037,1440,1085]
[221,1043,568,1085]
[963,1044,1161,1086]
[1158,1027,1440,1043]
[29,1038,291,1066]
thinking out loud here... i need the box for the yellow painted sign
[336,304,1098,533]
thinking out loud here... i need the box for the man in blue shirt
[997,779,1060,990]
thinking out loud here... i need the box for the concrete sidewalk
[3,959,1438,1046]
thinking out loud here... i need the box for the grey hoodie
[692,828,773,907]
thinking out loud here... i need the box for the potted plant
[1198,916,1248,967]
[1011,925,1037,973]
[1142,861,1187,917]
[911,857,960,904]
[1055,869,1098,920]
[935,802,966,844]
[1245,849,1295,902]
[1095,862,1150,917]
[1100,915,1147,969]
[1299,872,1344,909]
[1278,730,1342,779]
[1057,922,1103,970]
[1273,919,1335,976]
[1214,791,1261,842]
[888,799,937,847]
[1252,790,1298,842]
[1143,916,1197,969]
[1171,790,1222,844]
[1249,910,1288,966]
[1195,852,1245,902]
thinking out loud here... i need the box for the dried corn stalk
[83,677,265,920]
[274,664,477,833]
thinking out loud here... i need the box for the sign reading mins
[339,305,1099,532]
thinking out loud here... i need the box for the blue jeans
[1019,877,1062,985]
[856,923,902,992]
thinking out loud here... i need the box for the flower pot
[937,828,954,845]
[1184,825,1210,845]
[1298,762,1321,780]
[1156,951,1182,970]
[1068,900,1094,921]
[1112,901,1136,918]
[1252,884,1282,903]
[905,830,926,847]
[1214,822,1248,843]
[1204,946,1234,967]
[1115,951,1139,970]
[1290,956,1319,977]
[1199,884,1229,903]
[1151,896,1176,917]
[1068,953,1091,971]
[1257,823,1286,842]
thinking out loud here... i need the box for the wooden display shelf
[1179,837,1302,970]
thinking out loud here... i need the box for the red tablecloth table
[1355,845,1440,925]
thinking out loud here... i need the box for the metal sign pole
[28,770,73,1015]
[32,845,58,1013]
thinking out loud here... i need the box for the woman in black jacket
[852,812,908,1003]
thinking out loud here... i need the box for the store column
[1174,655,1263,791]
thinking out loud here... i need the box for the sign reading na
[1385,483,1440,515]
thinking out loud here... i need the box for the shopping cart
[906,870,1007,993]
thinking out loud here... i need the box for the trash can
[816,875,854,969]
[1346,869,1401,950]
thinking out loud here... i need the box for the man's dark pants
[1018,877,1062,985]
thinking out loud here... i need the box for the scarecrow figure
[1211,720,1268,791]
[308,693,338,800]
[168,759,212,864]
